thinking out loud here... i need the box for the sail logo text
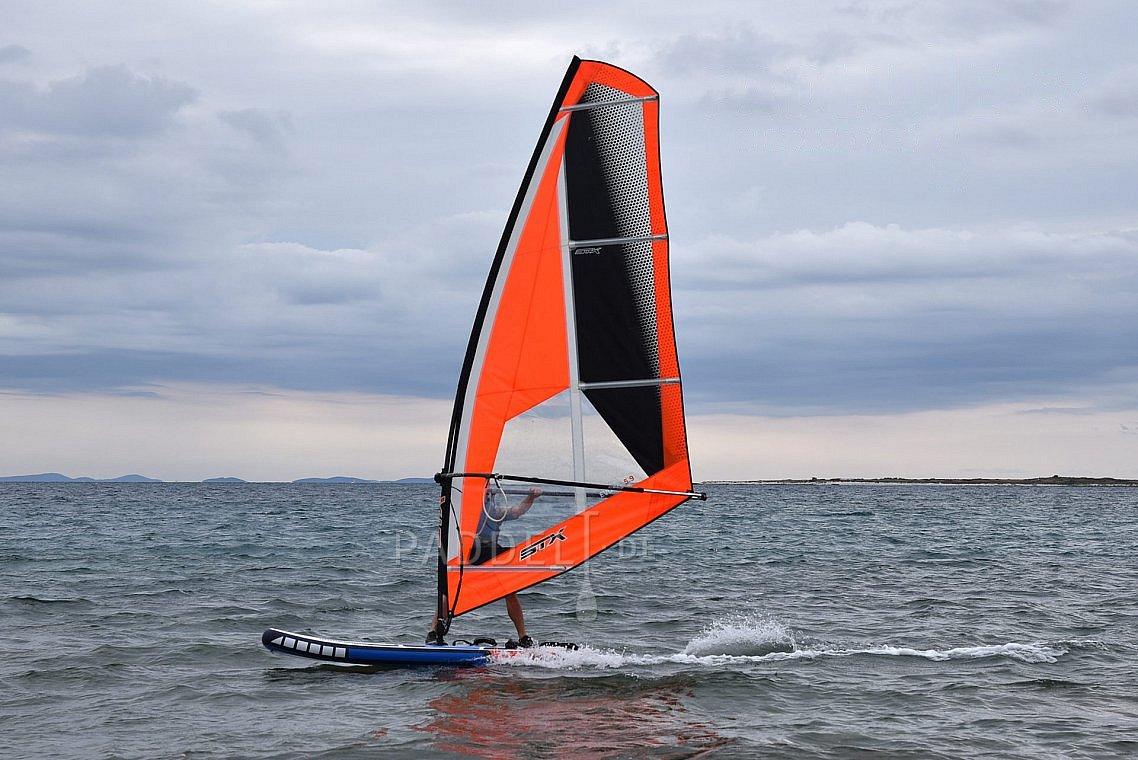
[519,528,567,560]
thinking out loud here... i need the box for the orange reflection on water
[416,670,729,758]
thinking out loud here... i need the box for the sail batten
[579,377,680,390]
[463,565,572,572]
[439,471,705,500]
[436,57,698,624]
[569,234,668,249]
[559,95,658,112]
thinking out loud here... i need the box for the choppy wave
[5,481,1136,760]
[847,642,1066,663]
[500,616,1073,669]
[502,640,1071,669]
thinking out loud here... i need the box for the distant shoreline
[0,473,435,485]
[3,473,1136,487]
[702,476,1138,487]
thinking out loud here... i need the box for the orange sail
[434,58,703,630]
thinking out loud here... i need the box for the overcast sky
[3,0,1136,481]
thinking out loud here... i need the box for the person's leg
[426,617,444,644]
[505,593,526,637]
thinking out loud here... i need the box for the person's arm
[506,487,543,519]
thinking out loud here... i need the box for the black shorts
[469,538,509,566]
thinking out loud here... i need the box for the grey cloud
[0,62,298,287]
[696,85,785,113]
[675,224,1138,414]
[219,108,292,151]
[0,44,31,64]
[0,347,457,398]
[680,224,1138,289]
[0,65,196,139]
[657,26,786,77]
[834,0,1064,40]
[0,209,500,397]
[1089,73,1138,119]
[938,0,1065,33]
[2,0,1137,428]
[1095,92,1138,118]
[654,0,1064,101]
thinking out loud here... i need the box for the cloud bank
[2,0,1136,478]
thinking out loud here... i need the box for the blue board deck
[261,627,509,666]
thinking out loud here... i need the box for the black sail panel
[570,242,657,383]
[581,385,664,476]
[565,82,664,474]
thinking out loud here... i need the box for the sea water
[2,482,1136,758]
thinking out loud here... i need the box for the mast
[432,476,452,636]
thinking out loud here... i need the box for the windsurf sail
[433,57,703,634]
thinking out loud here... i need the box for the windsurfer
[427,485,544,647]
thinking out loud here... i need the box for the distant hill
[0,472,75,482]
[3,473,447,485]
[0,472,163,483]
